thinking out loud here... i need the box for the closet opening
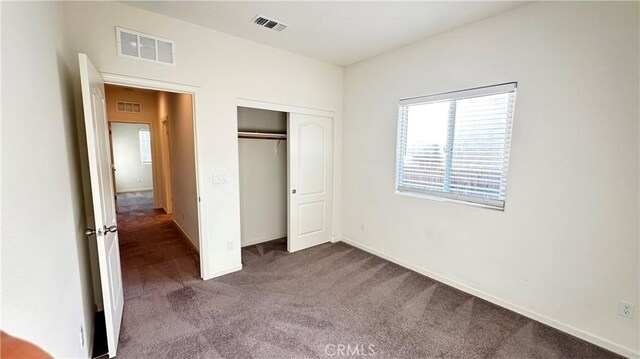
[237,106,289,249]
[237,100,334,254]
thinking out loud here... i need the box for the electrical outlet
[79,325,85,348]
[360,223,366,231]
[227,240,234,251]
[618,301,634,319]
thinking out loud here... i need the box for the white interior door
[288,113,333,252]
[79,53,124,358]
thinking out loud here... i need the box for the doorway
[102,83,201,266]
[109,122,154,212]
[82,71,202,358]
[102,84,201,246]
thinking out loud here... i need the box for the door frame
[236,98,334,118]
[107,120,159,210]
[101,72,206,279]
[235,98,336,252]
[159,115,173,214]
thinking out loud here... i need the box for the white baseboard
[337,237,638,358]
[203,264,243,281]
[172,218,199,253]
[241,235,287,248]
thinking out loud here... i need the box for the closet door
[288,113,333,252]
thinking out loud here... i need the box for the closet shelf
[238,131,287,140]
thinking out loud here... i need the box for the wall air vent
[116,27,175,66]
[116,101,141,113]
[252,14,288,32]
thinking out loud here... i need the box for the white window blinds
[396,83,517,209]
[139,129,152,164]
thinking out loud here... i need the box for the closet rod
[238,131,287,140]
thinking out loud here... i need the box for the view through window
[139,128,152,164]
[396,83,516,209]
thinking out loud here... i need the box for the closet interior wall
[237,107,288,247]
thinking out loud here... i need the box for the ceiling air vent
[116,27,175,66]
[252,14,288,32]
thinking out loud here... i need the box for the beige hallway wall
[158,91,199,251]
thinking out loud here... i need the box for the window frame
[395,82,517,211]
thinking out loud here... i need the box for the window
[396,83,516,209]
[139,129,152,164]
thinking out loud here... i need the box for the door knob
[292,189,296,194]
[105,225,118,233]
[84,228,96,236]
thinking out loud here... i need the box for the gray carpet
[116,191,154,213]
[116,209,622,359]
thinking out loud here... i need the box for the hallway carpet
[116,208,621,358]
[117,191,154,213]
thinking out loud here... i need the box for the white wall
[1,2,94,357]
[237,108,287,246]
[158,91,199,250]
[342,2,639,356]
[111,123,153,192]
[62,1,343,279]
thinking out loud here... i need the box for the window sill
[395,190,505,211]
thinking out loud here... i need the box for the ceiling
[124,1,528,66]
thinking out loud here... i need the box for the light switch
[213,173,229,184]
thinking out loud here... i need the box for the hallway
[117,192,200,300]
[116,192,201,356]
